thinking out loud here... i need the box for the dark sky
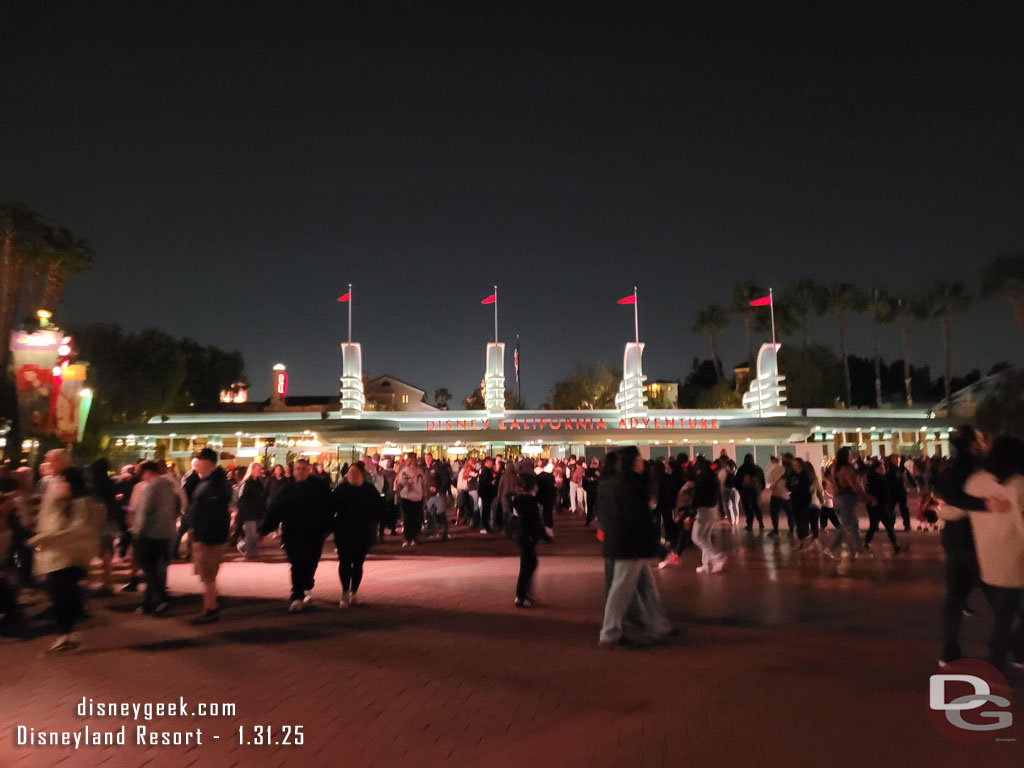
[2,2,1021,406]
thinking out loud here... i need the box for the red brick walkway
[1,515,1021,767]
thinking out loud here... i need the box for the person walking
[235,462,267,560]
[477,458,497,533]
[692,457,727,573]
[29,464,102,652]
[130,462,179,616]
[259,459,333,612]
[864,460,901,555]
[333,462,382,607]
[185,448,232,623]
[735,454,765,531]
[511,474,551,608]
[824,448,874,561]
[395,453,427,547]
[598,446,673,647]
[787,458,816,550]
[765,455,791,537]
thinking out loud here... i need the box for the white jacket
[963,471,1024,588]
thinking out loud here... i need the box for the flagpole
[493,284,498,343]
[516,334,521,403]
[633,286,639,344]
[347,283,353,343]
[769,286,776,348]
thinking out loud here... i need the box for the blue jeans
[830,494,862,554]
[241,521,260,559]
[600,560,672,644]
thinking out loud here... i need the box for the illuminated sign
[425,416,719,432]
[275,371,288,397]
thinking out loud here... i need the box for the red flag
[617,294,636,305]
[337,292,351,302]
[749,295,772,306]
[481,294,497,304]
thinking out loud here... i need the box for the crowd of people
[0,432,1021,676]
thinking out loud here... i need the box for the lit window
[401,394,409,404]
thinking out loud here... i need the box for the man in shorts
[185,448,232,624]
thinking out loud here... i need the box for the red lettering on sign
[643,418,650,428]
[575,419,585,429]
[618,419,627,429]
[596,419,608,430]
[664,418,675,429]
[445,420,454,430]
[689,419,698,428]
[700,419,708,429]
[551,419,561,430]
[456,420,467,430]
[426,421,435,431]
[498,420,507,430]
[711,419,718,429]
[509,420,521,430]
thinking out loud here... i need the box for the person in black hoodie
[477,458,497,533]
[511,474,551,608]
[260,459,333,613]
[598,446,672,647]
[734,454,765,531]
[864,460,901,555]
[235,462,268,561]
[185,448,232,624]
[333,463,381,608]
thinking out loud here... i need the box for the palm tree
[433,387,451,410]
[927,280,971,407]
[829,283,867,407]
[891,296,929,407]
[782,279,826,348]
[867,288,896,408]
[0,202,45,368]
[981,250,1024,326]
[692,305,730,381]
[731,281,764,367]
[40,226,94,312]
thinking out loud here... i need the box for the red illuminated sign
[424,417,719,432]
[275,371,288,397]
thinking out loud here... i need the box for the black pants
[585,488,598,525]
[892,496,911,529]
[46,567,84,635]
[336,543,368,593]
[541,502,554,530]
[941,519,979,662]
[792,498,812,539]
[820,505,840,531]
[865,505,898,549]
[807,504,820,538]
[135,537,170,610]
[401,499,424,541]
[478,493,495,530]
[741,488,762,529]
[516,540,538,600]
[769,496,790,532]
[287,544,322,601]
[660,507,677,544]
[378,501,398,537]
[980,583,1024,673]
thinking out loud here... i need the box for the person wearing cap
[185,448,232,623]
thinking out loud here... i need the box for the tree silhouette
[692,304,730,382]
[828,283,867,407]
[926,280,971,407]
[731,281,764,367]
[981,250,1024,326]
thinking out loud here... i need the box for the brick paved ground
[2,512,1021,768]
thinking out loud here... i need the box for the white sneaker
[348,592,358,606]
[303,590,312,604]
[710,557,727,574]
[401,541,410,548]
[288,599,304,613]
[339,591,351,608]
[479,529,488,535]
[695,566,706,574]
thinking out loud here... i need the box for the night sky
[2,2,1021,407]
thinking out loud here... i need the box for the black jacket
[479,467,497,498]
[600,470,659,560]
[512,493,550,546]
[935,455,986,512]
[187,467,232,545]
[735,461,766,493]
[332,481,382,553]
[260,478,333,550]
[236,477,268,523]
[866,471,890,509]
[692,470,720,509]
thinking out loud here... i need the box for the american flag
[514,338,520,382]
